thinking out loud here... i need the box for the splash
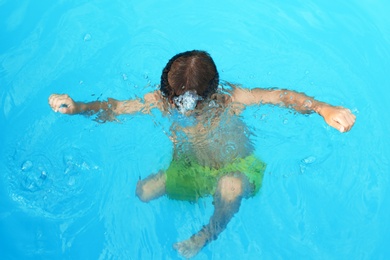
[173,90,202,114]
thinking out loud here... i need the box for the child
[49,50,355,258]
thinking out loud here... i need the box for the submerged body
[48,50,356,258]
[166,99,265,202]
[133,92,267,257]
[172,100,253,168]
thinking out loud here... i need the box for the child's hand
[48,94,79,114]
[319,104,356,132]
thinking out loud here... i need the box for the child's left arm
[48,91,165,118]
[231,87,356,132]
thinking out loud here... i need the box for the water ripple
[7,136,101,220]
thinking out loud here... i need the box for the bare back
[168,92,253,168]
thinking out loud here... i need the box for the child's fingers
[341,109,356,132]
[53,97,64,112]
[48,94,57,109]
[58,106,71,114]
[48,94,60,111]
[327,107,356,132]
[332,115,355,132]
[339,108,352,125]
[346,112,356,128]
[48,94,72,113]
[325,114,345,132]
[333,120,346,132]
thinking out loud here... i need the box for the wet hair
[160,50,219,103]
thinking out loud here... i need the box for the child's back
[173,105,253,169]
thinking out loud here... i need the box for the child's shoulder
[211,92,232,105]
[144,90,169,112]
[144,90,162,102]
[209,90,246,115]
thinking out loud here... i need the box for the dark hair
[160,50,219,103]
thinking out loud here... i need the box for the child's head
[160,50,219,105]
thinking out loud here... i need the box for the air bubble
[21,160,33,171]
[304,100,312,108]
[218,141,238,162]
[81,162,90,170]
[68,176,75,186]
[83,33,91,42]
[208,100,218,108]
[302,156,316,164]
[40,171,47,180]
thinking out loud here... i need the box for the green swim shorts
[165,155,266,201]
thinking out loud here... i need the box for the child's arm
[231,87,356,132]
[48,91,164,116]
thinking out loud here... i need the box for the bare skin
[136,171,166,202]
[48,86,355,132]
[48,85,356,258]
[172,173,251,258]
[135,171,248,258]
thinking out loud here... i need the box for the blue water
[1,0,390,259]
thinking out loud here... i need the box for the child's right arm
[230,87,356,133]
[48,91,165,117]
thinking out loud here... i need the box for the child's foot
[173,234,206,259]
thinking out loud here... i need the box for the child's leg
[173,173,252,258]
[136,171,167,202]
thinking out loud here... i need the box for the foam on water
[173,90,202,114]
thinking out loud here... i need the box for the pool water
[1,0,390,259]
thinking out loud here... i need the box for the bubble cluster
[173,91,202,114]
[8,148,100,219]
[300,156,316,174]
